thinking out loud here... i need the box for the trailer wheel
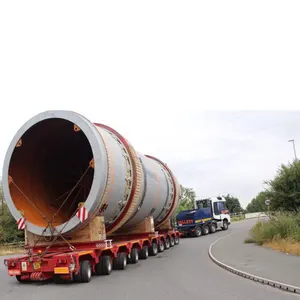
[174,235,180,245]
[194,226,202,237]
[113,252,127,270]
[95,255,112,275]
[149,242,158,256]
[164,237,170,249]
[209,223,217,233]
[158,240,165,252]
[170,236,175,247]
[129,248,139,264]
[139,246,149,259]
[80,260,92,283]
[202,224,209,235]
[222,220,229,230]
[16,275,27,283]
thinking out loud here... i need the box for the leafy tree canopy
[175,185,196,214]
[264,159,300,212]
[0,181,24,243]
[246,191,268,213]
[223,194,243,213]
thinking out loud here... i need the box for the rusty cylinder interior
[8,118,94,227]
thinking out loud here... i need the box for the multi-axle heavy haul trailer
[4,229,180,283]
[2,110,181,283]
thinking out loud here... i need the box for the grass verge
[231,215,245,222]
[244,212,300,255]
[0,245,25,256]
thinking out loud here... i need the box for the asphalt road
[211,223,300,287]
[0,219,298,300]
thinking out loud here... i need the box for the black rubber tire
[170,236,175,247]
[16,275,27,283]
[95,255,112,275]
[149,242,158,256]
[158,240,165,252]
[130,248,139,264]
[174,235,180,245]
[113,252,127,270]
[139,246,149,259]
[164,237,170,249]
[80,260,92,283]
[202,224,209,235]
[194,226,202,237]
[222,220,229,230]
[209,222,217,234]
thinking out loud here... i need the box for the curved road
[0,220,298,300]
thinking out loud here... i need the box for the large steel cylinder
[2,110,181,237]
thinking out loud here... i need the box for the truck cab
[176,196,231,237]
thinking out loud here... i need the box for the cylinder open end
[8,118,94,227]
[2,111,109,236]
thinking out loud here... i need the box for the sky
[0,1,300,208]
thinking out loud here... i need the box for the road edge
[208,233,300,295]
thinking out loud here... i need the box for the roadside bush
[0,203,24,244]
[231,215,245,222]
[249,213,300,245]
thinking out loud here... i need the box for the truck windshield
[219,202,228,210]
[195,199,211,209]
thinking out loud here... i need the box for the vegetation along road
[0,219,298,300]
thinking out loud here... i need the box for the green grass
[231,215,245,222]
[244,237,256,243]
[0,243,25,256]
[244,212,300,255]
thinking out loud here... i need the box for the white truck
[176,196,231,237]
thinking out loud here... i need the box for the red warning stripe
[17,218,26,230]
[76,207,89,223]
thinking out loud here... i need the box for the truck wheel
[113,252,127,270]
[164,237,170,249]
[95,255,112,275]
[174,235,180,245]
[222,220,229,230]
[202,224,209,235]
[80,260,92,283]
[170,236,175,247]
[209,223,217,233]
[149,242,158,256]
[139,246,149,259]
[194,226,202,237]
[158,240,165,252]
[130,248,139,264]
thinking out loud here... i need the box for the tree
[264,159,300,212]
[171,185,196,227]
[224,194,242,213]
[0,181,24,243]
[246,191,268,213]
[176,185,196,214]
